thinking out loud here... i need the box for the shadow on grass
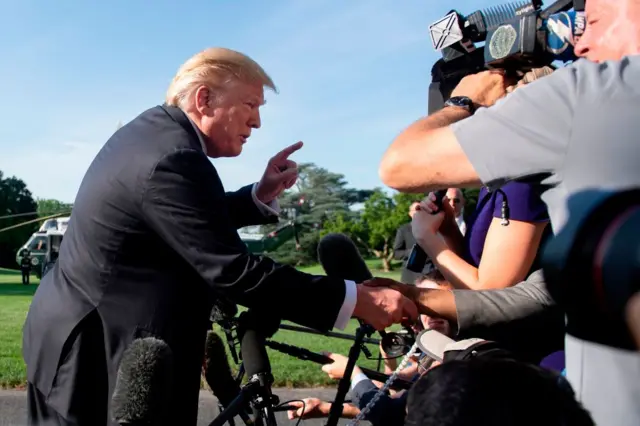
[0,269,39,296]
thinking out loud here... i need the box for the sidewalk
[0,389,366,426]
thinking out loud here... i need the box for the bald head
[446,188,464,217]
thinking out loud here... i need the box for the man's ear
[194,85,215,116]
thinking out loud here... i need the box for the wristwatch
[444,96,475,114]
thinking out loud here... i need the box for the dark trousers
[26,311,110,425]
[22,268,30,285]
[27,383,72,426]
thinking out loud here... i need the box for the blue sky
[0,0,495,203]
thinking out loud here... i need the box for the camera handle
[325,323,376,426]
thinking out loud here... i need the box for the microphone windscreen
[203,330,241,407]
[111,337,173,425]
[317,233,373,283]
[240,328,271,378]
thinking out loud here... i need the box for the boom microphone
[203,331,252,424]
[317,233,373,283]
[111,337,173,426]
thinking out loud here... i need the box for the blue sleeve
[493,181,549,222]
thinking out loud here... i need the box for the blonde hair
[165,47,277,109]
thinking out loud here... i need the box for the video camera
[542,189,640,351]
[427,0,586,112]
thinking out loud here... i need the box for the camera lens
[381,328,416,358]
[542,189,640,350]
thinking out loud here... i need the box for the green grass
[0,260,402,389]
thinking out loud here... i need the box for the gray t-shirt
[452,55,640,425]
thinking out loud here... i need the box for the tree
[37,199,73,217]
[266,163,364,266]
[323,189,423,272]
[461,187,480,220]
[0,171,39,268]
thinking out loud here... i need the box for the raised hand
[255,141,303,203]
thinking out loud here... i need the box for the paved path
[0,389,368,426]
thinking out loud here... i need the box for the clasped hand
[353,281,419,330]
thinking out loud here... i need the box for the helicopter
[7,211,299,282]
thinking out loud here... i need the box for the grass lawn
[0,260,402,389]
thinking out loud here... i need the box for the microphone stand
[325,322,376,426]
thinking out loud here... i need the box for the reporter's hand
[451,70,514,108]
[412,206,443,240]
[361,278,419,304]
[321,352,360,380]
[506,66,554,93]
[423,192,458,235]
[353,283,418,330]
[287,398,330,420]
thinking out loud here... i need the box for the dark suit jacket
[392,223,422,284]
[22,105,347,426]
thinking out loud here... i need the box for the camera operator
[378,0,640,423]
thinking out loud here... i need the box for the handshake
[352,278,420,330]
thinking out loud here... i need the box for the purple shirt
[463,181,549,268]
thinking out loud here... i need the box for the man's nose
[250,110,261,129]
[574,36,589,58]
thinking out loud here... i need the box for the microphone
[111,337,173,426]
[203,331,253,425]
[317,233,373,283]
[406,190,447,273]
[236,310,280,425]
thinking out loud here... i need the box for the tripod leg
[326,325,369,426]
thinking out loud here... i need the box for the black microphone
[237,310,280,425]
[111,337,173,426]
[203,330,252,425]
[406,190,448,273]
[317,233,373,283]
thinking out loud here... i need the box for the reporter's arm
[380,108,479,192]
[380,67,578,192]
[418,217,547,290]
[452,270,565,359]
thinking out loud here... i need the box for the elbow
[379,149,415,192]
[378,149,399,189]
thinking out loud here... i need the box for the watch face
[447,97,471,107]
[446,96,473,111]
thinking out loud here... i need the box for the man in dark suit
[393,202,423,284]
[22,47,417,426]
